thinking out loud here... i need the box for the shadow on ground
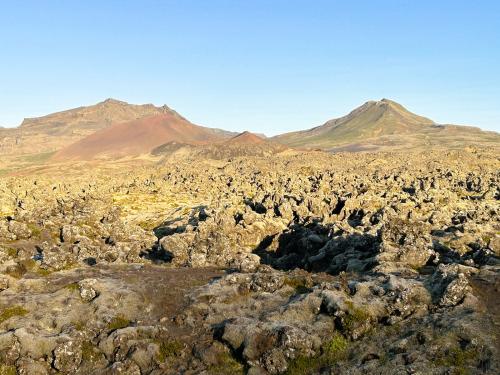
[254,222,381,275]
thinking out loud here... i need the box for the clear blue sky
[1,0,499,135]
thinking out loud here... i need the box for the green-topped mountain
[272,99,500,152]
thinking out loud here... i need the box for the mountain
[152,131,289,161]
[53,113,235,161]
[19,98,179,132]
[273,99,500,151]
[0,99,187,156]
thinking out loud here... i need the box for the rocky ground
[0,148,499,374]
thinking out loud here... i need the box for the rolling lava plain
[0,100,499,375]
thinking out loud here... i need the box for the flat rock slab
[1,264,223,329]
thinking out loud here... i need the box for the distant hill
[0,99,199,155]
[272,99,500,151]
[53,113,235,160]
[153,131,289,161]
[19,98,180,132]
[228,131,267,145]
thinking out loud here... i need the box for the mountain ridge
[19,98,181,129]
[1,98,498,165]
[272,99,499,151]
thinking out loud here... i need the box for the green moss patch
[433,344,482,374]
[283,276,313,295]
[341,301,371,335]
[4,263,28,279]
[5,248,17,258]
[156,340,184,362]
[286,333,349,375]
[26,224,41,238]
[35,268,53,276]
[324,333,349,358]
[107,315,130,331]
[65,282,80,292]
[81,341,101,362]
[16,151,56,164]
[0,306,28,324]
[207,351,244,375]
[73,320,86,331]
[0,364,17,375]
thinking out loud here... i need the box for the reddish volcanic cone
[53,113,227,160]
[225,131,266,145]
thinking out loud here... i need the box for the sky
[0,0,499,135]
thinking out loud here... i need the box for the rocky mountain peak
[99,98,128,105]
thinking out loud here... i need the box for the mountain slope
[53,113,233,160]
[273,99,500,151]
[0,99,213,156]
